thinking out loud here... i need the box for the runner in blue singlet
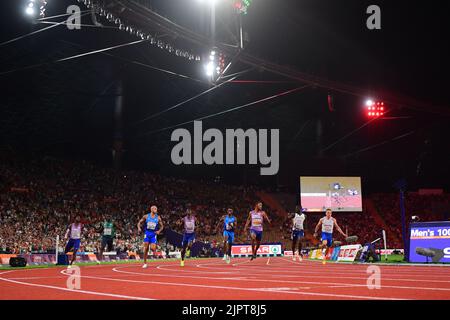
[138,205,164,269]
[216,208,237,264]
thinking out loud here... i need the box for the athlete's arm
[137,215,147,233]
[333,219,348,238]
[313,218,322,237]
[244,212,252,232]
[215,216,224,232]
[156,216,164,234]
[263,211,271,224]
[64,224,71,239]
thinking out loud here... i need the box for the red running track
[1,257,450,300]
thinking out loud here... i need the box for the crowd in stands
[279,211,381,250]
[371,192,450,248]
[1,153,449,255]
[0,153,260,254]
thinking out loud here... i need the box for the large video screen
[409,221,450,263]
[300,177,362,212]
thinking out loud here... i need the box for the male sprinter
[314,208,347,264]
[138,205,164,269]
[180,209,196,267]
[216,208,237,264]
[97,214,120,263]
[64,215,84,268]
[291,206,306,261]
[244,202,271,261]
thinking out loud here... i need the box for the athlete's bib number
[294,221,303,230]
[72,229,81,239]
[252,218,262,226]
[185,221,194,232]
[104,227,112,236]
[226,223,233,231]
[147,221,157,230]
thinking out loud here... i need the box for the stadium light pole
[394,178,409,262]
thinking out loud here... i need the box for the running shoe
[226,256,231,264]
[180,260,184,267]
[142,263,148,269]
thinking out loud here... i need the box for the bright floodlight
[25,6,35,15]
[365,99,374,107]
[198,0,218,5]
[205,61,214,76]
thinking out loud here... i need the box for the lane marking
[0,274,152,300]
[76,267,405,300]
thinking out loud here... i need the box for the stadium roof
[0,0,449,191]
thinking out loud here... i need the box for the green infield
[0,257,202,270]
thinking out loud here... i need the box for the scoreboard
[409,221,450,263]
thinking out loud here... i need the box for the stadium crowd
[1,153,448,255]
[0,154,259,254]
[371,192,450,248]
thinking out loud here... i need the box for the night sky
[0,0,449,192]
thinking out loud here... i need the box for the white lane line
[101,267,405,300]
[111,265,420,298]
[232,259,252,267]
[0,274,152,300]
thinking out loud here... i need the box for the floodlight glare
[205,62,214,76]
[25,6,35,15]
[365,99,374,107]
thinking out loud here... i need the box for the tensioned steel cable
[0,39,146,76]
[138,84,311,137]
[132,75,243,126]
[0,12,91,48]
[342,130,416,158]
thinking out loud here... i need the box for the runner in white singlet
[291,206,306,261]
[314,208,347,264]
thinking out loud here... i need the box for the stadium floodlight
[365,99,374,107]
[198,0,218,5]
[205,61,214,76]
[25,0,36,15]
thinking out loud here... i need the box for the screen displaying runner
[300,177,362,212]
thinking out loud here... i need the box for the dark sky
[0,0,449,192]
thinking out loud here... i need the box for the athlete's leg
[143,242,150,264]
[254,238,261,257]
[292,234,297,256]
[250,232,257,260]
[69,248,77,265]
[181,241,188,261]
[298,238,303,258]
[99,237,106,262]
[225,233,233,263]
[292,236,298,260]
[150,243,157,259]
[222,232,229,260]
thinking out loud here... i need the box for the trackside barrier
[231,243,283,257]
